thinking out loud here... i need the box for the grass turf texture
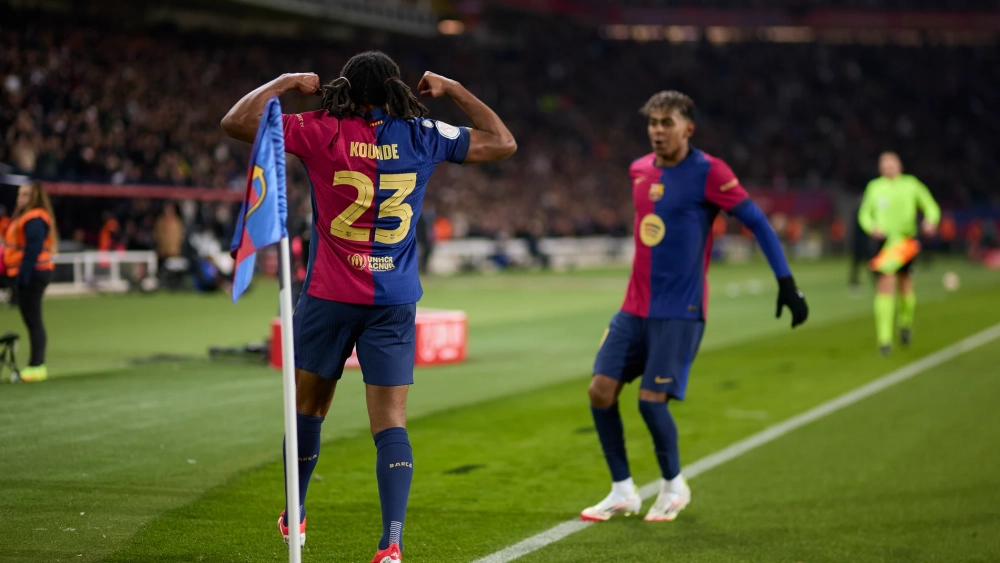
[0,259,997,562]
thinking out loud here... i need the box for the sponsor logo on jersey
[719,178,739,192]
[648,183,664,201]
[350,142,400,160]
[347,253,395,272]
[633,175,646,185]
[436,121,461,139]
[639,213,666,247]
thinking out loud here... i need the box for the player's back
[282,108,469,306]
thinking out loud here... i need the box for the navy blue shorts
[593,311,705,400]
[293,294,416,386]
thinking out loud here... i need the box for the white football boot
[644,477,691,522]
[580,486,643,522]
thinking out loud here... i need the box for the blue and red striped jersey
[283,108,469,305]
[622,149,749,320]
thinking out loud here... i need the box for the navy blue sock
[374,427,413,551]
[638,400,680,480]
[591,403,631,482]
[283,413,324,525]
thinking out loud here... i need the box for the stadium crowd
[1,7,997,248]
[576,0,998,10]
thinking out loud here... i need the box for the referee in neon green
[858,152,940,355]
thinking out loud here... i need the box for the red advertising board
[269,309,468,370]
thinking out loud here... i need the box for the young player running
[581,91,808,523]
[222,51,516,562]
[858,152,939,355]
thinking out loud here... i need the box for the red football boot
[370,543,402,563]
[277,510,306,546]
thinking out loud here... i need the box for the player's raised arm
[703,158,808,328]
[221,73,320,143]
[417,72,516,163]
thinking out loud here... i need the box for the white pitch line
[473,321,1000,563]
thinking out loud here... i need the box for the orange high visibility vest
[98,218,121,251]
[3,208,55,277]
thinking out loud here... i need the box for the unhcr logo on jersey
[348,253,368,270]
[347,253,395,272]
[369,256,396,272]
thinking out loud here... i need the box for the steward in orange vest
[4,207,55,281]
[2,182,57,382]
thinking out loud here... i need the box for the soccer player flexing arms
[858,152,939,355]
[222,51,516,562]
[581,91,808,523]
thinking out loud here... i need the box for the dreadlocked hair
[320,50,428,120]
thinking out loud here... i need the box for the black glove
[776,275,808,328]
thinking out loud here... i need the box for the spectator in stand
[1,8,997,240]
[829,217,846,254]
[939,213,957,253]
[98,211,123,253]
[153,203,184,265]
[416,210,434,276]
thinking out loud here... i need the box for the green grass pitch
[1,259,998,562]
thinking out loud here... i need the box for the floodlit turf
[0,259,998,562]
[522,336,1000,563]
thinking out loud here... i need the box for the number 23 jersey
[283,108,469,305]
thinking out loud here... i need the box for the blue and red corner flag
[230,97,288,303]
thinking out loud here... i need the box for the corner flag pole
[278,237,302,563]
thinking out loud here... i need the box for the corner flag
[230,96,288,303]
[228,96,302,563]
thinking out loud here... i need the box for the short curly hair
[640,90,695,121]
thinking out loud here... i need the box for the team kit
[220,49,931,563]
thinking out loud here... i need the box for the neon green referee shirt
[858,174,940,240]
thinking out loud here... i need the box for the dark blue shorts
[293,294,416,386]
[593,311,705,400]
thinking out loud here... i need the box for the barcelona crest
[648,183,664,202]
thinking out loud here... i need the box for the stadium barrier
[47,251,158,296]
[42,182,245,202]
[428,236,635,274]
[424,234,821,274]
[268,309,468,369]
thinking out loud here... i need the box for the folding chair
[0,332,20,382]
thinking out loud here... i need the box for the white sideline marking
[473,321,1000,563]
